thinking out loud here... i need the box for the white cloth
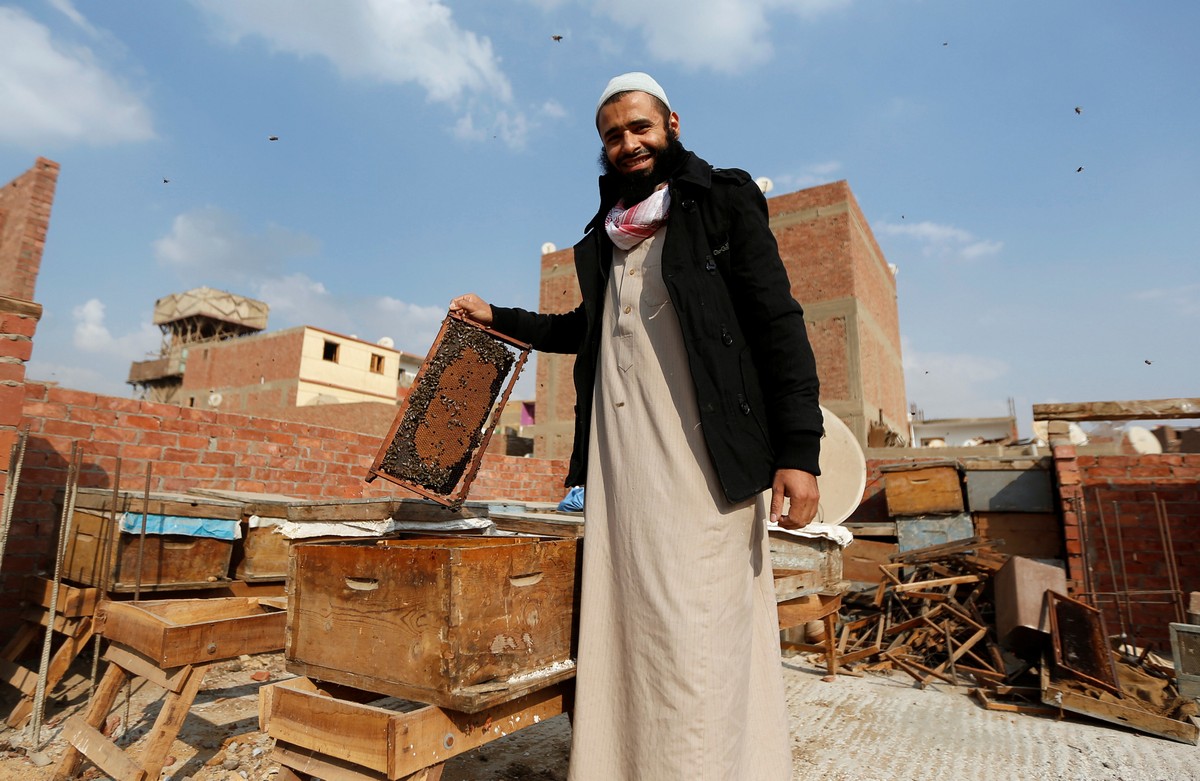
[567,226,792,781]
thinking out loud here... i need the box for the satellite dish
[1126,426,1162,454]
[813,405,867,525]
[755,176,774,194]
[377,336,395,348]
[208,393,223,407]
[888,263,899,277]
[541,242,557,255]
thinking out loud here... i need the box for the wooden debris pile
[831,536,1200,744]
[837,536,1016,688]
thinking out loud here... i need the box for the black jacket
[491,149,822,503]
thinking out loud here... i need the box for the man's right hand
[450,293,494,326]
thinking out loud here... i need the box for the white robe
[567,227,792,780]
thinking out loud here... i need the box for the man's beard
[598,129,685,205]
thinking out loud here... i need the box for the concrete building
[128,287,423,417]
[528,179,908,460]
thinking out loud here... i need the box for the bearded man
[451,72,821,781]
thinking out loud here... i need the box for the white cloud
[254,273,445,354]
[153,207,320,282]
[772,160,842,190]
[193,0,510,102]
[592,0,850,73]
[0,7,154,147]
[902,336,1010,420]
[1132,283,1200,317]
[46,0,99,37]
[71,299,161,359]
[874,220,1003,263]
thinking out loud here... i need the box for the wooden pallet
[261,676,570,781]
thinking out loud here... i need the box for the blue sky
[1,0,1196,436]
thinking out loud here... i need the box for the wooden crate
[882,462,964,516]
[191,489,298,582]
[96,597,286,667]
[287,536,580,712]
[63,509,236,592]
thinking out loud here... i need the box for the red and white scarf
[604,187,671,250]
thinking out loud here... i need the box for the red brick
[119,414,162,431]
[40,419,93,439]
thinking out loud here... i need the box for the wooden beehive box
[96,597,286,667]
[62,489,242,592]
[881,461,964,516]
[286,536,580,712]
[191,488,301,582]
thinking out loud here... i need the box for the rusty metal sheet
[367,312,529,508]
[1046,590,1121,696]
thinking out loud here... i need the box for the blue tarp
[118,513,241,540]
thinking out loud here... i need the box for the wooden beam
[1032,398,1200,422]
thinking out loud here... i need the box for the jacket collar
[585,147,712,234]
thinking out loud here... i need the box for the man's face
[597,91,680,184]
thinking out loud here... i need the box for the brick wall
[0,158,58,302]
[0,382,568,630]
[1068,452,1200,649]
[0,298,41,471]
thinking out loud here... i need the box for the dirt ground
[1,650,1197,781]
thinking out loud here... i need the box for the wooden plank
[137,664,208,778]
[488,512,584,539]
[892,575,981,593]
[272,742,389,781]
[389,683,566,778]
[103,644,190,693]
[1032,398,1200,422]
[71,487,244,519]
[842,521,897,537]
[60,717,147,781]
[1042,677,1199,744]
[52,662,129,781]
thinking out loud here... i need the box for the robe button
[704,256,716,273]
[682,199,696,212]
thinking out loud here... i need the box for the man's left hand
[770,468,819,530]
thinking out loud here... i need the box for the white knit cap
[595,72,670,119]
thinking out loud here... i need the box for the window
[323,340,339,362]
[370,353,385,374]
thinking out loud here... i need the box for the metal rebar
[32,443,81,746]
[1093,492,1132,649]
[134,461,152,602]
[1074,494,1096,600]
[1153,494,1186,623]
[0,425,30,574]
[1109,499,1138,654]
[89,455,122,697]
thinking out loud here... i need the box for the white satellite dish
[377,336,395,348]
[208,392,223,408]
[814,405,868,525]
[1127,426,1162,454]
[755,176,774,194]
[541,242,557,255]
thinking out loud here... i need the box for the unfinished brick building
[529,179,908,460]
